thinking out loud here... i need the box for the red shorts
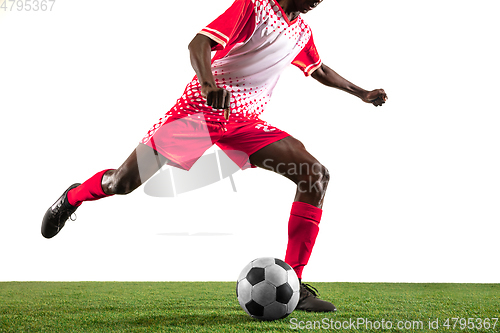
[141,112,290,170]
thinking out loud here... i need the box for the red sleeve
[292,34,322,76]
[199,0,255,51]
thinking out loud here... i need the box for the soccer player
[42,0,387,312]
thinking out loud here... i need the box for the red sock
[285,201,322,280]
[67,169,114,207]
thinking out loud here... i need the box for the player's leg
[87,142,168,198]
[249,136,328,277]
[41,143,168,238]
[249,136,335,312]
[250,136,329,208]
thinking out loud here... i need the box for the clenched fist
[362,89,388,107]
[201,84,232,120]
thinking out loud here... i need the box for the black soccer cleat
[41,183,81,239]
[295,282,337,312]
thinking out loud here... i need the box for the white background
[0,0,499,283]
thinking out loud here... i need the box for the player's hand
[201,84,232,120]
[362,89,388,107]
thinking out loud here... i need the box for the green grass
[0,282,498,332]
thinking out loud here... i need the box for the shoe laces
[63,193,78,222]
[301,283,321,298]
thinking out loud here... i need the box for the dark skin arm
[188,34,232,120]
[189,33,387,116]
[311,63,388,106]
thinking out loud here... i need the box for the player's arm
[188,34,231,119]
[311,63,388,107]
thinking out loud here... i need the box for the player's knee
[296,163,329,196]
[314,164,329,194]
[323,166,330,188]
[103,170,140,195]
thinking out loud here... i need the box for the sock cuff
[291,201,322,223]
[93,169,114,197]
[67,169,114,207]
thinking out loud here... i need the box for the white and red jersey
[169,0,322,124]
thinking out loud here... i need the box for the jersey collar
[270,0,300,26]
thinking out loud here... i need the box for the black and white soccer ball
[236,257,300,321]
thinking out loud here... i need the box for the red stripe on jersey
[199,29,229,48]
[200,0,255,52]
[292,34,322,76]
[305,59,322,76]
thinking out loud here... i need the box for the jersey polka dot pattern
[142,0,320,144]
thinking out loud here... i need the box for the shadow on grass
[86,311,272,330]
[131,313,254,327]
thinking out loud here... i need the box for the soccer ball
[236,257,300,321]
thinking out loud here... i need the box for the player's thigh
[249,136,324,183]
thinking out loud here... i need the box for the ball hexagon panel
[251,281,276,307]
[251,257,275,268]
[237,278,253,306]
[263,301,287,320]
[245,300,264,317]
[276,283,293,304]
[246,267,265,286]
[287,269,300,292]
[274,258,292,271]
[265,264,287,287]
[287,290,300,314]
